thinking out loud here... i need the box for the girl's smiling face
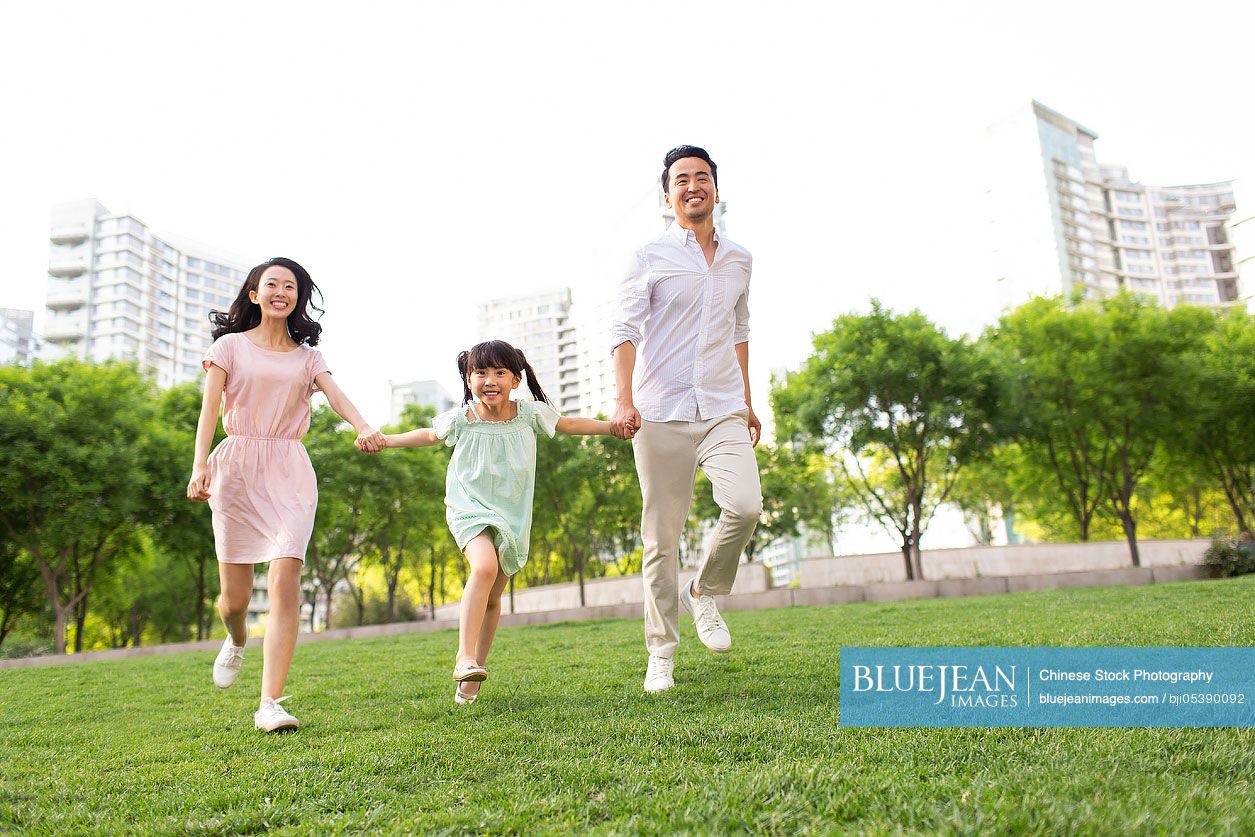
[470,365,520,406]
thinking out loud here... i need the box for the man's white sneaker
[681,582,732,652]
[254,696,300,732]
[212,637,246,688]
[643,654,675,693]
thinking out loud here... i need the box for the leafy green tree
[948,447,1017,545]
[1175,308,1255,535]
[774,301,999,579]
[532,426,640,605]
[358,404,450,623]
[992,296,1113,543]
[1136,449,1234,540]
[0,538,41,649]
[1088,294,1210,564]
[0,360,157,653]
[304,405,383,629]
[144,381,222,639]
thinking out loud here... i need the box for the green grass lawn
[3,577,1253,835]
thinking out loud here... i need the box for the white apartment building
[43,199,248,388]
[474,288,580,415]
[986,101,1243,311]
[1230,180,1255,309]
[0,308,38,366]
[388,379,458,424]
[572,292,618,418]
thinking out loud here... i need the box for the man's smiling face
[665,157,718,223]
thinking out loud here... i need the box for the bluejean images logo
[850,660,1019,708]
[839,647,1254,728]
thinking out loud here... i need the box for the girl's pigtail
[516,348,551,404]
[456,350,473,404]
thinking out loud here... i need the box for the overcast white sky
[2,1,1252,550]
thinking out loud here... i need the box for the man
[610,145,763,693]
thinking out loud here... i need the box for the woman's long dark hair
[456,340,550,405]
[209,257,324,346]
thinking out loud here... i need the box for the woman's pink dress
[202,332,330,564]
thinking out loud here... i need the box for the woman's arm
[315,371,384,451]
[186,365,226,501]
[555,416,614,437]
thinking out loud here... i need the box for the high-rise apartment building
[1231,180,1255,309]
[474,288,580,415]
[0,309,38,366]
[986,101,1243,311]
[388,379,458,424]
[572,293,618,418]
[43,199,248,388]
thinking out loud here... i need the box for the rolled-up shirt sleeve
[610,249,650,352]
[733,256,751,344]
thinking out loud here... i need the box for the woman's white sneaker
[254,696,300,732]
[681,583,731,652]
[212,637,246,688]
[644,654,675,693]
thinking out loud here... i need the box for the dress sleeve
[202,334,232,375]
[307,349,331,397]
[432,406,462,447]
[528,399,561,439]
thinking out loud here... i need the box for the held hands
[355,427,387,454]
[186,466,210,502]
[610,401,641,440]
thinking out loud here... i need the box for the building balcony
[48,257,89,277]
[49,225,90,245]
[46,287,88,309]
[43,319,86,341]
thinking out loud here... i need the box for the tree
[1087,295,1209,564]
[532,427,640,605]
[358,404,449,623]
[304,406,383,630]
[0,537,41,649]
[773,302,999,579]
[0,360,156,654]
[143,382,222,640]
[993,296,1113,543]
[948,447,1017,546]
[1176,308,1255,536]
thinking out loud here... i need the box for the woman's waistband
[225,434,302,442]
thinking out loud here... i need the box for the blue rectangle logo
[839,647,1255,727]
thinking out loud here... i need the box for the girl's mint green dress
[433,398,561,576]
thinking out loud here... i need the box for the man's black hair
[661,145,718,192]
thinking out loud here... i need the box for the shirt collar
[666,221,721,247]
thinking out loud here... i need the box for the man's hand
[610,401,641,440]
[746,407,761,447]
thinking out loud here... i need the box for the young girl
[371,339,616,704]
[187,257,384,732]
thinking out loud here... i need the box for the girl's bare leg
[457,534,500,667]
[261,557,302,701]
[217,562,254,646]
[462,567,509,699]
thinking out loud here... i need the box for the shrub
[1203,535,1255,577]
